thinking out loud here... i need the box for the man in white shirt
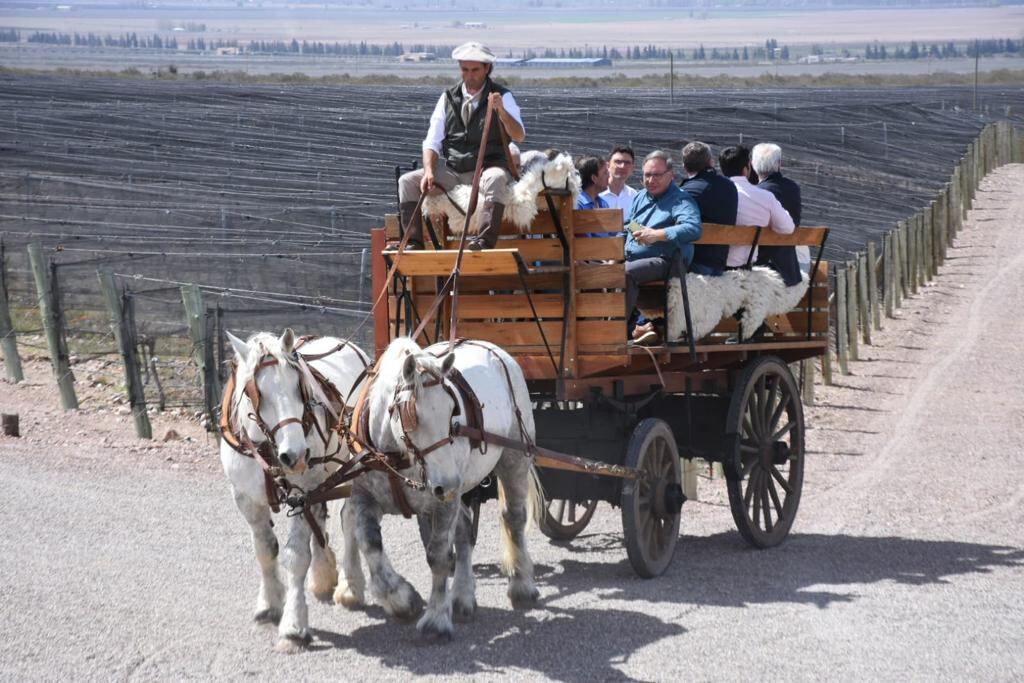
[718,145,794,268]
[391,42,525,251]
[599,145,639,220]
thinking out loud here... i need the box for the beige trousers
[397,164,511,205]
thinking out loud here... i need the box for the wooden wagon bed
[372,190,829,400]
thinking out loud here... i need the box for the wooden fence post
[99,271,151,439]
[822,344,833,386]
[801,358,815,406]
[28,243,78,410]
[908,216,919,295]
[868,241,881,330]
[846,261,859,361]
[857,252,871,344]
[181,284,218,429]
[883,233,893,319]
[923,206,935,282]
[0,241,24,383]
[836,269,849,375]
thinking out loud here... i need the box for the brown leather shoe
[469,201,505,250]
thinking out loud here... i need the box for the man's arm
[420,94,447,193]
[767,193,795,234]
[488,91,526,143]
[664,196,703,245]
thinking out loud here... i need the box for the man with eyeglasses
[623,151,702,344]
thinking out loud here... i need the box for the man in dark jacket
[751,142,805,285]
[679,141,737,276]
[391,42,525,251]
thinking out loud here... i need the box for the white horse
[220,329,369,653]
[333,337,543,639]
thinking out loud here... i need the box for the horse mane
[229,331,340,433]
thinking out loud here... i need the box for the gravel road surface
[2,166,1023,681]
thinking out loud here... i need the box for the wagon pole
[27,243,78,410]
[0,239,25,383]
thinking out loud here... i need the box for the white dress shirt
[599,184,639,220]
[728,175,795,267]
[422,85,524,155]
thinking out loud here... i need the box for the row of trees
[864,39,1021,60]
[9,31,1024,61]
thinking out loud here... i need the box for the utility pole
[973,39,979,111]
[669,51,675,105]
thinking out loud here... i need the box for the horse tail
[496,458,546,577]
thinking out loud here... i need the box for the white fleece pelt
[421,153,580,236]
[665,267,811,342]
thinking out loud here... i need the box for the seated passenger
[576,156,611,210]
[679,141,738,276]
[751,142,807,284]
[720,145,794,268]
[624,151,702,342]
[600,145,639,220]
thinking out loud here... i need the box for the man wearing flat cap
[392,41,526,251]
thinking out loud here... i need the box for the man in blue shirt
[575,156,610,210]
[624,151,703,340]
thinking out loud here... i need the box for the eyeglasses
[642,171,671,180]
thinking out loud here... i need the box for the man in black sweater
[679,141,737,276]
[751,142,805,285]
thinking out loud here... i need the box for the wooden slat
[453,272,564,292]
[393,249,521,277]
[577,263,625,289]
[575,236,625,261]
[578,320,625,347]
[578,291,624,319]
[696,224,828,247]
[455,293,565,320]
[708,310,829,335]
[457,321,562,352]
[573,209,624,235]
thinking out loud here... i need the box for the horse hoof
[417,612,454,641]
[382,584,424,622]
[254,608,282,625]
[333,581,365,610]
[508,584,540,609]
[452,598,477,623]
[274,632,311,654]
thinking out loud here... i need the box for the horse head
[228,328,314,476]
[390,348,464,503]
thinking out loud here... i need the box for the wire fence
[1,74,1023,423]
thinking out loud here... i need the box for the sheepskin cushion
[421,153,580,236]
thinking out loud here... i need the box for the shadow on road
[308,533,1022,680]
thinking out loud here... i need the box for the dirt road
[1,166,1023,680]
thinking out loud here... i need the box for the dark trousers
[625,255,681,332]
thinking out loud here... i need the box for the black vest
[443,79,512,173]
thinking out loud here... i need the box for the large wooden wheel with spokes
[621,418,684,578]
[540,498,600,541]
[725,356,805,549]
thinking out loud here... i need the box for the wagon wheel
[621,418,684,578]
[540,498,600,541]
[725,355,805,549]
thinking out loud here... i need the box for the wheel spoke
[762,376,779,432]
[744,467,758,509]
[769,464,793,495]
[568,502,577,524]
[767,472,785,519]
[749,391,766,439]
[555,499,566,523]
[768,386,790,433]
[771,420,795,442]
[752,472,763,527]
[761,474,773,532]
[739,439,760,454]
[741,455,758,479]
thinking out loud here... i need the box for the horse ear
[441,352,456,375]
[402,354,417,383]
[280,328,295,354]
[226,330,249,361]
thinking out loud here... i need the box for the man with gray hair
[751,142,806,283]
[390,41,525,251]
[680,141,737,276]
[623,150,702,343]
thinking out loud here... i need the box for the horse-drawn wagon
[374,188,829,577]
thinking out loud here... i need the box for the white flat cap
[451,41,495,64]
